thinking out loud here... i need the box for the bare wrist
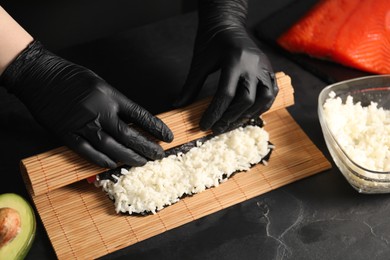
[0,6,34,75]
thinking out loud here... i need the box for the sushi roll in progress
[97,123,273,215]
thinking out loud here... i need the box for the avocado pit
[0,207,21,248]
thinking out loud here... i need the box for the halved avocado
[0,193,36,260]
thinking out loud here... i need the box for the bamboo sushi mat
[20,72,331,259]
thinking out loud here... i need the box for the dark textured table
[1,3,390,260]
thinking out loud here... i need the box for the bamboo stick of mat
[21,72,294,196]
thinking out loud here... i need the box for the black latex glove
[0,41,173,169]
[175,0,279,134]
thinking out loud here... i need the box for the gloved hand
[0,41,173,169]
[175,0,279,134]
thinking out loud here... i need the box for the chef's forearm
[0,6,33,75]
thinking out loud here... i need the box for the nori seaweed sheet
[97,117,274,215]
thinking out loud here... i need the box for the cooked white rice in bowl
[323,91,390,172]
[318,75,390,193]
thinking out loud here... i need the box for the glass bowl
[318,75,390,193]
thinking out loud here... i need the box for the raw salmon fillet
[277,0,390,74]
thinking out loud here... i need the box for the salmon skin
[277,0,390,75]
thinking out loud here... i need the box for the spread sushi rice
[323,91,390,172]
[97,125,273,214]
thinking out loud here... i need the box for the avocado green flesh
[0,193,36,260]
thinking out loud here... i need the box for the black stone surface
[1,2,390,260]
